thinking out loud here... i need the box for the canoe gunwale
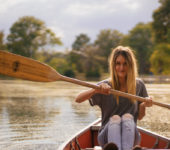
[137,126,170,145]
[58,118,170,150]
[58,118,101,150]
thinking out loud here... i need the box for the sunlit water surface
[0,80,169,150]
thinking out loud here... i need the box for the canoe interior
[59,119,170,150]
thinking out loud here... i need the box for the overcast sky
[0,0,160,51]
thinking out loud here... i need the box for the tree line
[0,0,169,78]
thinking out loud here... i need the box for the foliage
[48,57,67,74]
[85,67,101,78]
[64,69,75,78]
[150,43,170,75]
[152,0,170,43]
[67,50,85,73]
[122,23,153,74]
[0,31,6,50]
[95,29,124,58]
[72,33,90,51]
[82,45,102,78]
[48,57,75,77]
[94,29,124,72]
[36,51,76,77]
[7,16,62,58]
[70,33,92,73]
[69,45,103,78]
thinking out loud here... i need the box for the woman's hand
[143,97,153,107]
[95,83,112,95]
[138,97,152,120]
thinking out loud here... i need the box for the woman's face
[115,55,128,79]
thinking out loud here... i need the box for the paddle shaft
[61,75,170,109]
[0,50,169,109]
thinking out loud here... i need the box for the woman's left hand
[138,97,152,120]
[144,97,153,107]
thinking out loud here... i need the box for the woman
[75,46,152,150]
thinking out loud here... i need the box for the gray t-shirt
[89,79,148,129]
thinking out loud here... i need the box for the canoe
[58,118,170,150]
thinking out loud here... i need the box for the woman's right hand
[95,83,112,95]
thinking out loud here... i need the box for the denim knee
[122,113,133,121]
[109,115,121,124]
[122,113,135,150]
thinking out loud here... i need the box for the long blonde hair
[109,46,138,104]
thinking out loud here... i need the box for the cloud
[0,0,23,14]
[65,2,116,16]
[64,0,141,17]
[49,26,64,39]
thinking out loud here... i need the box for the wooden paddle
[0,50,169,109]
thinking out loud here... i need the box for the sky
[0,0,160,51]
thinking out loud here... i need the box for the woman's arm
[75,89,96,103]
[138,102,146,120]
[75,83,111,103]
[138,97,153,120]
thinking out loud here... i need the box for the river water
[0,80,169,150]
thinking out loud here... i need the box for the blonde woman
[75,46,152,150]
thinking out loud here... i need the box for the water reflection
[0,79,169,150]
[0,96,62,150]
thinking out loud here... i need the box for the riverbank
[1,74,170,84]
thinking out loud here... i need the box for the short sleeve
[89,80,110,108]
[136,79,149,120]
[139,80,148,98]
[89,93,102,107]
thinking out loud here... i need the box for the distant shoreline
[1,74,170,84]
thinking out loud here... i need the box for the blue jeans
[98,114,140,150]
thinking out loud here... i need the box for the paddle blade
[0,50,61,82]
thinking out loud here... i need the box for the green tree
[94,29,124,72]
[95,29,124,58]
[68,45,104,78]
[68,51,84,72]
[48,57,75,77]
[49,57,67,74]
[150,44,170,75]
[36,51,76,77]
[70,33,90,73]
[81,45,102,78]
[7,16,62,58]
[123,23,153,74]
[72,33,90,51]
[152,0,170,43]
[0,31,6,50]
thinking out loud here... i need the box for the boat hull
[59,119,170,150]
